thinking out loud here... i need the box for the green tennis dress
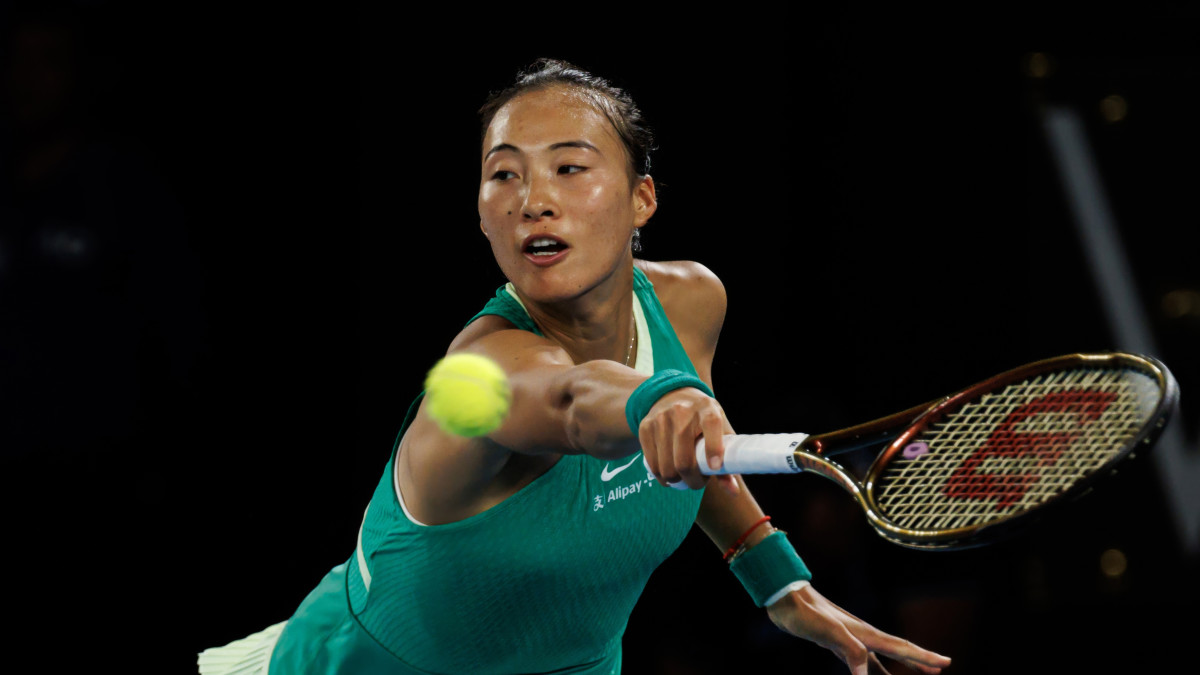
[198,267,707,675]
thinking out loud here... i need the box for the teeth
[527,237,566,256]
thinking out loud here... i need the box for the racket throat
[804,399,944,457]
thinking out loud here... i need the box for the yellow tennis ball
[424,353,511,437]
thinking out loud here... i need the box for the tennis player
[198,59,952,675]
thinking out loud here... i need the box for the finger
[902,662,947,675]
[671,408,704,489]
[867,652,892,675]
[642,417,676,488]
[843,640,872,675]
[652,415,679,486]
[638,419,659,478]
[891,653,948,675]
[817,619,872,675]
[855,625,951,671]
[698,403,726,471]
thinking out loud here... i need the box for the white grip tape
[700,433,810,475]
[643,433,810,490]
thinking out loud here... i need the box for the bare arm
[400,311,728,524]
[397,317,645,522]
[443,322,651,459]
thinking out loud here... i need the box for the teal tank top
[269,267,706,674]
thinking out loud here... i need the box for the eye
[558,165,586,175]
[491,170,516,181]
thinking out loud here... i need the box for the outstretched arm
[400,312,733,525]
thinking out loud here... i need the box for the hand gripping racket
[673,353,1179,550]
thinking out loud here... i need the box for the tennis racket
[671,352,1179,550]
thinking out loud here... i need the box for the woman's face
[478,86,656,305]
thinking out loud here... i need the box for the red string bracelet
[723,516,772,562]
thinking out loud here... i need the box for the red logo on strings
[942,389,1117,509]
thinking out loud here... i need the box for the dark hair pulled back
[478,58,656,188]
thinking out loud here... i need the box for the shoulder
[636,258,726,304]
[447,312,562,359]
[636,259,723,288]
[447,313,525,353]
[634,259,727,351]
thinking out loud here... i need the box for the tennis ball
[424,353,511,437]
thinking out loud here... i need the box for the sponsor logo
[604,480,644,504]
[600,454,642,482]
[592,459,657,511]
[942,388,1117,509]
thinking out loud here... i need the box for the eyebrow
[483,140,601,162]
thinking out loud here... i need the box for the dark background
[1,3,1197,673]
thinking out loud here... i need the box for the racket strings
[872,367,1160,533]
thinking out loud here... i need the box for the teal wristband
[729,530,813,607]
[625,369,715,436]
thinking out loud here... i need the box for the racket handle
[643,433,810,490]
[698,433,810,474]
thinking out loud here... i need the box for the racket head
[859,352,1178,550]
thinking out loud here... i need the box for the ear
[632,175,658,229]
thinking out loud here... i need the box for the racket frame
[798,353,1179,550]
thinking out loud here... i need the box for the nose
[521,172,559,221]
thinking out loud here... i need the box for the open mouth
[524,237,569,257]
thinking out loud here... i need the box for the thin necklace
[624,310,637,366]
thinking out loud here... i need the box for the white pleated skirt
[197,621,288,675]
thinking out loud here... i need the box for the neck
[513,264,637,366]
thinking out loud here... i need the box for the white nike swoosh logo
[601,454,642,482]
